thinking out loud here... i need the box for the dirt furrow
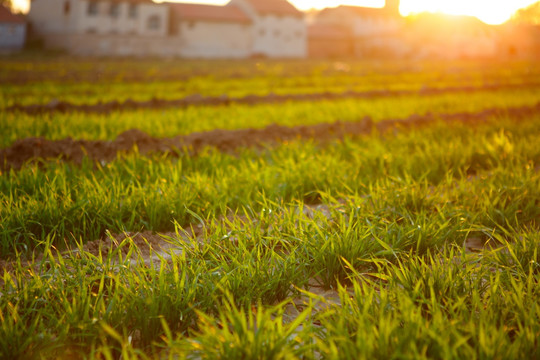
[6,82,540,115]
[2,102,540,171]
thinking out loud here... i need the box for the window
[109,3,120,18]
[87,1,98,16]
[147,15,161,30]
[64,1,70,15]
[128,4,138,19]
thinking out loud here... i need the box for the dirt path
[7,82,540,115]
[2,102,539,171]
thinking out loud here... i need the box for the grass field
[1,58,539,359]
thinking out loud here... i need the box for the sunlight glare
[399,0,538,25]
[12,0,29,13]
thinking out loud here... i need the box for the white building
[229,0,307,58]
[168,3,252,58]
[0,5,26,52]
[27,0,307,58]
[311,0,405,57]
[28,0,176,56]
[30,0,168,36]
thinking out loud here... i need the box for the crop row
[2,101,540,172]
[2,59,538,108]
[2,58,539,359]
[2,88,539,148]
[2,58,538,84]
[1,114,539,358]
[2,113,539,258]
[7,82,540,115]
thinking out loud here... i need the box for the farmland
[1,58,539,359]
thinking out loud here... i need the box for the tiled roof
[168,3,251,23]
[0,5,25,24]
[95,0,154,3]
[245,0,303,17]
[320,5,395,19]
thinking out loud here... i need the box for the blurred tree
[512,1,540,25]
[1,0,13,10]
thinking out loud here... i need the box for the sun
[11,0,29,13]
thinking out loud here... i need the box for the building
[307,23,352,58]
[0,5,26,53]
[27,0,177,56]
[497,24,540,58]
[29,0,168,36]
[310,0,405,58]
[27,0,307,58]
[229,0,307,58]
[168,3,252,58]
[404,13,497,59]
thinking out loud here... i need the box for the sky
[12,0,540,25]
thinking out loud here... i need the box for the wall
[252,14,306,58]
[229,0,307,58]
[29,0,168,37]
[353,35,408,57]
[28,0,75,34]
[29,0,309,58]
[412,35,496,59]
[0,23,26,50]
[76,1,168,36]
[352,17,400,36]
[43,33,182,56]
[177,20,252,58]
[308,37,352,58]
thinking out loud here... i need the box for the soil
[0,202,502,290]
[2,102,539,171]
[6,82,540,115]
[82,231,181,258]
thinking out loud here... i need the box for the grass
[1,116,539,357]
[1,88,540,147]
[3,67,538,108]
[2,115,540,257]
[1,218,538,358]
[0,58,539,359]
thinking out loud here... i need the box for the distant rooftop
[244,0,303,18]
[89,0,154,3]
[319,5,399,19]
[168,3,251,23]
